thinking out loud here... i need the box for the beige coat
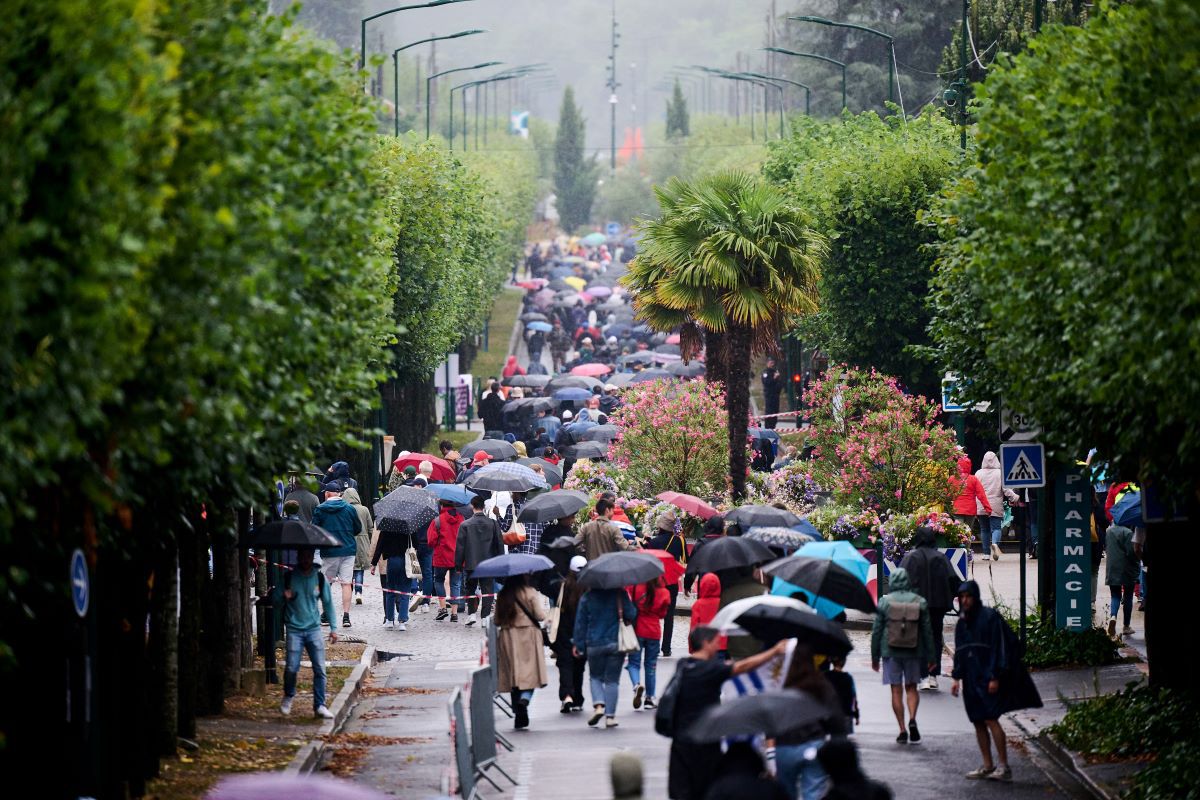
[368,526,386,576]
[580,519,630,561]
[497,586,548,692]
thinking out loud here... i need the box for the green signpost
[1053,468,1092,630]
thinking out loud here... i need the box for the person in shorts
[312,479,362,628]
[870,568,934,744]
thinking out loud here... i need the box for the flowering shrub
[772,465,824,516]
[618,497,652,527]
[639,501,686,539]
[877,510,973,562]
[563,459,621,496]
[608,379,739,498]
[803,365,962,514]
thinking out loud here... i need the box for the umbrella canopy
[506,397,555,414]
[526,321,553,333]
[553,387,593,401]
[761,556,876,614]
[618,352,656,367]
[577,551,665,590]
[464,461,549,493]
[628,369,675,384]
[548,278,573,291]
[744,526,817,554]
[250,519,340,550]
[724,504,802,529]
[582,424,620,442]
[545,375,603,393]
[516,457,563,488]
[521,311,548,322]
[684,689,834,744]
[641,549,686,585]
[563,276,587,291]
[685,536,776,575]
[533,289,556,308]
[652,352,681,364]
[665,333,681,345]
[607,372,637,388]
[771,540,873,617]
[734,603,853,655]
[514,279,547,290]
[581,232,607,246]
[549,267,575,278]
[503,374,551,389]
[792,518,820,538]
[425,483,477,505]
[747,426,783,444]
[373,485,439,532]
[606,323,635,338]
[665,360,704,377]
[470,553,555,580]
[516,489,590,523]
[1111,491,1143,528]
[460,439,518,462]
[710,595,812,634]
[654,343,681,355]
[656,491,719,521]
[208,773,393,800]
[554,292,583,306]
[570,363,612,377]
[587,285,613,297]
[392,452,455,482]
[570,441,609,460]
[598,301,629,314]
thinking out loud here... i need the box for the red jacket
[688,574,727,651]
[952,456,992,516]
[428,507,464,568]
[628,579,671,639]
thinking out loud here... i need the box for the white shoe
[422,604,431,613]
[315,705,334,719]
[396,622,407,631]
[1107,617,1117,637]
[1122,626,1135,636]
[280,696,293,715]
[991,543,1002,560]
[383,620,393,630]
[926,676,939,691]
[465,614,478,627]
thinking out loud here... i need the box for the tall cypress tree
[553,86,597,233]
[666,79,690,138]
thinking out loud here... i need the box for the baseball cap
[324,479,345,493]
[569,555,587,573]
[562,410,574,420]
[472,451,493,465]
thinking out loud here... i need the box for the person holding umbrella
[776,643,848,800]
[280,547,338,719]
[573,556,646,729]
[370,519,413,631]
[494,574,548,730]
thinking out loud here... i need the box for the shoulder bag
[616,594,640,653]
[516,595,551,647]
[548,584,564,643]
[404,530,422,580]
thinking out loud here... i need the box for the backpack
[886,600,921,649]
[654,661,688,737]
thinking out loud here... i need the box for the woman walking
[775,644,847,800]
[552,556,589,713]
[573,584,638,728]
[625,575,670,710]
[369,520,411,631]
[494,574,548,730]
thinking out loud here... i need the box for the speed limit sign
[1000,404,1040,442]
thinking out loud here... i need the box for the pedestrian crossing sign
[1001,443,1046,488]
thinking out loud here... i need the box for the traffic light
[792,372,803,385]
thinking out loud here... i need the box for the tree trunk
[199,511,225,715]
[211,507,243,696]
[147,525,179,758]
[382,372,438,452]
[1144,518,1188,689]
[726,324,753,502]
[704,328,729,390]
[177,513,202,738]
[238,508,253,669]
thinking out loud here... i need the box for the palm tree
[623,172,825,500]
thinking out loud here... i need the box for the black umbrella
[373,485,439,532]
[503,374,551,389]
[666,361,705,378]
[460,439,518,461]
[545,375,603,393]
[733,604,853,656]
[684,689,835,743]
[570,441,609,460]
[576,551,664,590]
[521,311,548,322]
[607,373,636,388]
[724,504,802,529]
[517,489,590,523]
[618,352,655,366]
[654,343,681,355]
[628,369,674,384]
[250,519,340,550]
[761,556,876,613]
[463,462,549,492]
[517,457,563,487]
[582,424,620,442]
[469,553,555,580]
[684,536,776,575]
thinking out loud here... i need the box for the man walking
[456,494,504,625]
[580,499,630,561]
[760,358,783,430]
[899,526,958,690]
[870,567,934,744]
[280,548,337,718]
[549,319,572,373]
[312,480,362,628]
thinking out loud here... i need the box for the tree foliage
[553,86,598,232]
[666,79,690,138]
[762,112,962,396]
[928,0,1200,486]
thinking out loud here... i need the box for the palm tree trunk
[726,324,753,501]
[704,328,729,389]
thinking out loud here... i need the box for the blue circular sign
[70,548,89,618]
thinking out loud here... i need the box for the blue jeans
[384,557,411,623]
[775,739,829,800]
[981,516,1002,552]
[353,568,364,595]
[284,627,327,710]
[1109,584,1134,627]
[625,636,661,698]
[587,648,625,716]
[415,543,434,604]
[434,566,464,612]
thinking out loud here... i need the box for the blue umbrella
[770,540,870,619]
[425,483,477,505]
[469,553,555,579]
[1111,491,1144,528]
[526,321,553,333]
[550,266,574,278]
[792,518,820,538]
[554,387,592,401]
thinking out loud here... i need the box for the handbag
[548,584,564,643]
[516,597,551,647]
[616,595,639,653]
[503,520,527,547]
[404,544,422,580]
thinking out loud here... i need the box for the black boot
[512,691,529,729]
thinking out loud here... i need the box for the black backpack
[654,661,689,737]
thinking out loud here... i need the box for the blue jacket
[573,588,637,654]
[313,498,361,558]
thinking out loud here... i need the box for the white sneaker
[422,603,430,613]
[991,543,1002,560]
[1122,626,1135,636]
[465,614,478,627]
[315,705,333,719]
[926,676,939,691]
[396,622,407,631]
[280,696,293,715]
[383,620,393,630]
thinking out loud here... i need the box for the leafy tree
[627,172,825,500]
[762,112,962,396]
[666,79,690,138]
[553,86,598,232]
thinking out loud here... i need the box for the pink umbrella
[588,286,613,298]
[666,333,681,344]
[533,288,555,309]
[579,291,594,303]
[570,363,612,377]
[656,491,719,520]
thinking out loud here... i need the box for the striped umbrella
[463,462,549,492]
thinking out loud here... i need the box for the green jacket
[1105,525,1138,587]
[871,568,934,664]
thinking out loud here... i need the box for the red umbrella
[656,491,719,520]
[642,549,686,585]
[392,452,456,482]
[515,279,547,290]
[570,363,612,377]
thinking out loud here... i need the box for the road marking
[513,749,535,800]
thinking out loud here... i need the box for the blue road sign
[941,378,967,412]
[70,548,89,618]
[1001,443,1046,488]
[605,221,621,238]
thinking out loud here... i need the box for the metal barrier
[482,618,515,752]
[449,688,480,800]
[470,666,517,789]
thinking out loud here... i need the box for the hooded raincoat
[975,452,1016,518]
[952,456,992,517]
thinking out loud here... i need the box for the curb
[1009,708,1116,800]
[286,644,378,776]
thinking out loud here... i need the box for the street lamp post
[765,46,846,111]
[695,66,780,140]
[451,74,519,151]
[789,15,896,108]
[360,0,477,72]
[426,61,501,139]
[392,30,485,137]
[743,71,809,125]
